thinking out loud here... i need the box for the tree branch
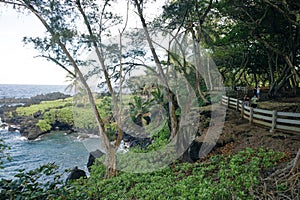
[0,0,25,8]
[22,1,111,151]
[134,0,179,138]
[34,55,76,78]
[115,0,130,151]
[262,0,300,28]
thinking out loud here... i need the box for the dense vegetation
[0,148,286,199]
[15,98,73,132]
[13,96,113,134]
[0,0,299,199]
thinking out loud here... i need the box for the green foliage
[96,96,113,118]
[212,0,299,95]
[44,107,74,126]
[14,96,115,135]
[0,148,285,199]
[16,98,73,117]
[34,106,73,132]
[128,95,154,127]
[146,122,170,151]
[81,148,285,200]
[73,107,97,129]
[0,163,67,200]
[0,139,11,169]
[37,120,52,132]
[72,96,119,140]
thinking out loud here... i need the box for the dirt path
[214,108,300,159]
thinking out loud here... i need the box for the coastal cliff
[0,92,73,140]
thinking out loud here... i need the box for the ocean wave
[14,136,28,141]
[76,133,101,141]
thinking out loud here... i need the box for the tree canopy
[0,0,299,178]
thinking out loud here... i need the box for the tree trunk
[191,31,209,105]
[290,149,300,174]
[105,147,117,178]
[207,56,213,91]
[268,66,289,97]
[134,0,178,139]
[254,73,258,88]
[267,52,274,85]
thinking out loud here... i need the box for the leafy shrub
[0,148,285,199]
[82,148,285,199]
[0,139,11,169]
[146,122,170,151]
[37,120,52,132]
[16,98,73,117]
[43,107,74,127]
[0,163,67,200]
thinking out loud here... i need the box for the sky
[0,1,166,86]
[0,7,68,85]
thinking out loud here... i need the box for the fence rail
[221,95,300,133]
[213,86,246,91]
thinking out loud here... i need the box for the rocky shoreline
[0,92,72,140]
[0,91,155,148]
[0,92,211,181]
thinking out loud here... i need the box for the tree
[1,0,226,177]
[213,0,300,96]
[133,0,180,139]
[132,0,226,161]
[0,0,130,178]
[158,0,220,103]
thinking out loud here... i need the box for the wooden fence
[213,86,247,92]
[221,95,300,133]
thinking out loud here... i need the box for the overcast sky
[0,7,68,85]
[0,2,165,85]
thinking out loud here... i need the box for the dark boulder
[8,125,20,132]
[33,110,42,118]
[19,121,45,140]
[122,132,152,149]
[87,149,105,172]
[181,140,203,163]
[189,140,203,161]
[65,128,75,135]
[66,166,87,182]
[52,121,73,131]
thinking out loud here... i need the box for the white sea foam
[117,140,130,153]
[14,136,28,141]
[76,133,101,141]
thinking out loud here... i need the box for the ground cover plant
[0,147,286,199]
[15,98,73,117]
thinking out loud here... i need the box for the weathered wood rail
[221,95,300,133]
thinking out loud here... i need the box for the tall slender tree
[214,0,299,96]
[0,0,130,177]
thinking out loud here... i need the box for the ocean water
[0,131,89,180]
[0,84,89,180]
[0,84,69,99]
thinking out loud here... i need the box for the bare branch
[262,0,300,28]
[115,0,130,151]
[0,0,25,8]
[34,55,76,78]
[23,1,111,151]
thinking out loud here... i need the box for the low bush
[0,148,285,199]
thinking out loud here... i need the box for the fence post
[236,99,239,111]
[249,107,253,124]
[220,96,222,105]
[241,102,244,118]
[270,110,277,133]
[227,97,230,107]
